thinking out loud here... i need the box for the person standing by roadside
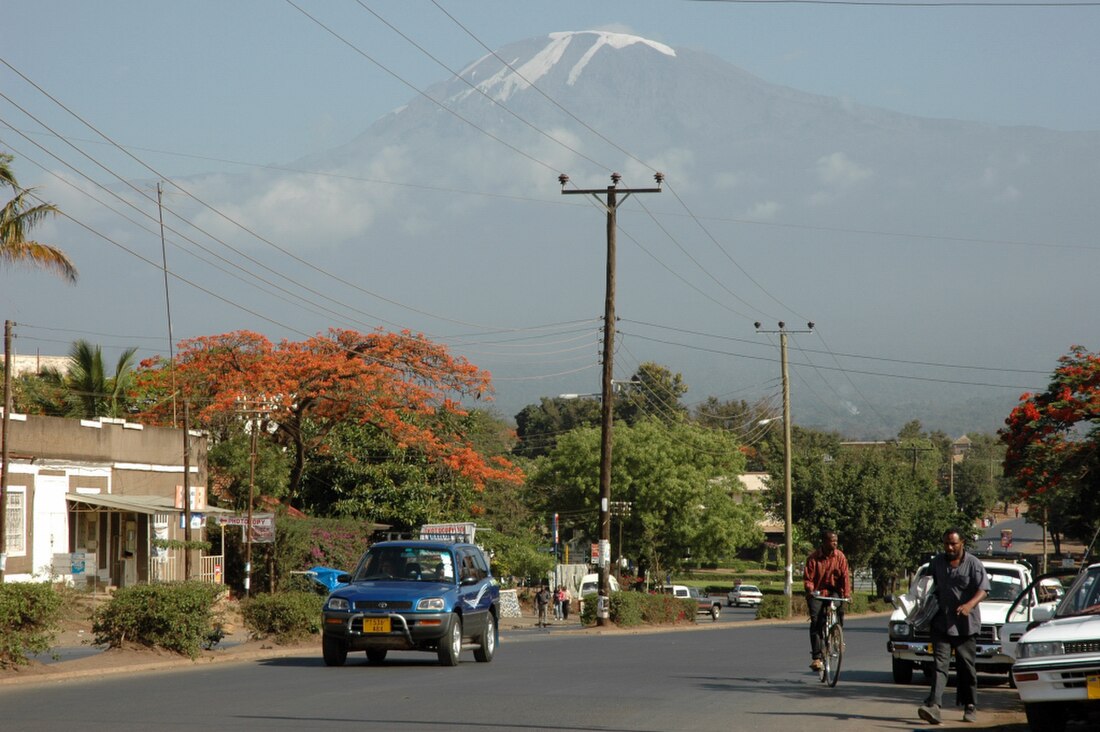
[803,530,851,672]
[560,585,572,621]
[918,528,990,725]
[535,584,551,628]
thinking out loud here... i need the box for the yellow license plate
[362,617,391,633]
[1088,674,1100,699]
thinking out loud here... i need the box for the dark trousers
[807,595,844,660]
[926,631,977,708]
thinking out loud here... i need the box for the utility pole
[561,171,663,626]
[157,182,178,427]
[0,320,12,583]
[755,321,814,618]
[610,500,632,579]
[246,412,257,597]
[183,399,192,580]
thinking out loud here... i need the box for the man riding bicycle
[804,530,851,672]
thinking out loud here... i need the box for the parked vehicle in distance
[887,558,1034,684]
[320,540,499,667]
[661,584,721,621]
[727,584,763,608]
[1012,562,1100,732]
[578,572,621,597]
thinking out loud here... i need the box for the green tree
[692,396,781,471]
[208,429,291,512]
[951,456,999,526]
[530,418,759,579]
[29,340,137,419]
[769,446,961,595]
[513,396,601,458]
[615,362,688,425]
[0,153,76,282]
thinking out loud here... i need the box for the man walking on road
[918,528,990,725]
[803,530,851,672]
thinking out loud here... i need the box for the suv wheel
[711,605,721,621]
[890,657,913,684]
[322,635,348,667]
[474,613,497,662]
[438,614,462,666]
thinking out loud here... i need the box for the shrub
[241,591,323,642]
[580,591,695,627]
[91,581,225,659]
[0,582,62,668]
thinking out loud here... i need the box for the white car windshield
[1053,566,1100,618]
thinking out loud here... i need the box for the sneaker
[962,705,977,723]
[918,704,942,725]
[809,659,823,671]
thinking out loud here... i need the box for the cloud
[816,152,873,187]
[744,200,781,220]
[182,146,416,251]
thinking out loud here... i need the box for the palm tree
[39,340,138,419]
[1,153,77,282]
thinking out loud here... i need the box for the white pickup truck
[886,557,1033,684]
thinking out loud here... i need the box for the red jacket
[804,548,851,598]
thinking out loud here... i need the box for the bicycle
[812,593,851,687]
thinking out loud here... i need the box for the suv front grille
[353,600,412,610]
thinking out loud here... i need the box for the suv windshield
[353,546,455,582]
[986,569,1025,602]
[1053,565,1100,618]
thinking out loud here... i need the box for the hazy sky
[7,0,1098,180]
[3,1,1098,434]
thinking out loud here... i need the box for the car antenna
[1082,522,1100,566]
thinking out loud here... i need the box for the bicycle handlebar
[811,593,851,602]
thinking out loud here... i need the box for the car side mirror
[461,575,480,586]
[337,573,351,584]
[884,594,895,605]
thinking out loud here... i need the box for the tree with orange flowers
[1000,345,1100,545]
[132,329,523,513]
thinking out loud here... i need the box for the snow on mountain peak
[458,31,675,104]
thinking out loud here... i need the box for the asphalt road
[0,615,1028,732]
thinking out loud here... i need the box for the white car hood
[1017,613,1100,644]
[890,598,1013,625]
[979,601,1012,625]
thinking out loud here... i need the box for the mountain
[31,31,1100,438]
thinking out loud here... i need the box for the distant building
[9,353,70,377]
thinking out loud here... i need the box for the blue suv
[321,540,499,667]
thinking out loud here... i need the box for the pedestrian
[560,585,572,621]
[553,585,564,620]
[918,528,990,725]
[535,584,551,627]
[803,529,851,672]
[1015,505,1019,518]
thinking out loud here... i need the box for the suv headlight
[327,597,350,611]
[417,597,445,611]
[890,621,913,639]
[1016,641,1064,659]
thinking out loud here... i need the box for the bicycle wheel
[825,624,844,687]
